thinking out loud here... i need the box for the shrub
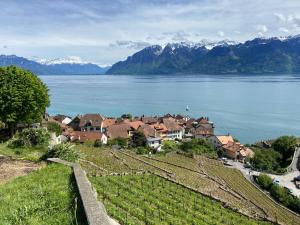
[47,143,79,162]
[180,139,216,157]
[8,128,50,148]
[135,146,150,155]
[257,174,273,190]
[131,131,147,147]
[250,148,282,172]
[272,136,297,167]
[47,122,62,136]
[94,139,103,147]
[162,140,180,152]
[107,137,128,148]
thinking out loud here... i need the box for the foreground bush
[107,137,128,148]
[47,143,79,162]
[8,128,50,148]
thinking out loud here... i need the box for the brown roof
[222,141,241,153]
[240,147,254,158]
[106,123,131,139]
[142,116,159,124]
[70,131,104,142]
[162,118,182,132]
[125,121,144,130]
[138,124,156,137]
[103,118,116,128]
[193,125,213,136]
[196,117,209,124]
[216,135,234,145]
[79,114,105,128]
[151,123,168,132]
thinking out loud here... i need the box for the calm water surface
[40,74,300,143]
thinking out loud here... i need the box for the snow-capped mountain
[36,56,91,65]
[107,35,300,74]
[0,55,110,75]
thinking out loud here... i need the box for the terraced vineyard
[201,157,300,225]
[90,174,271,225]
[79,147,300,224]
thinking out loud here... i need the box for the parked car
[294,175,300,182]
[273,178,280,185]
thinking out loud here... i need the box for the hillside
[107,36,300,75]
[0,55,109,75]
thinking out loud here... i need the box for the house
[147,137,162,151]
[192,123,214,138]
[124,120,144,130]
[49,132,68,146]
[106,123,132,139]
[222,141,241,159]
[69,114,105,132]
[208,135,234,150]
[102,118,116,132]
[239,147,254,161]
[69,131,107,144]
[162,118,184,140]
[138,124,156,137]
[141,116,159,124]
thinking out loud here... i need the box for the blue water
[40,74,300,144]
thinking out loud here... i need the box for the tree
[257,174,273,190]
[121,114,133,120]
[250,148,281,172]
[272,136,297,161]
[131,131,147,147]
[0,66,50,136]
[47,122,62,136]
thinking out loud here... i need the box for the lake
[40,74,300,143]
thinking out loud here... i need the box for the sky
[1,0,300,66]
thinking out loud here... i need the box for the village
[46,112,254,161]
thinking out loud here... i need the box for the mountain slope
[107,36,300,75]
[0,55,109,75]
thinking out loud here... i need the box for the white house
[208,135,234,150]
[147,137,162,151]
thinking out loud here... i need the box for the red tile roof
[106,123,132,139]
[70,131,104,142]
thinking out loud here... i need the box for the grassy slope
[0,143,47,161]
[0,164,87,225]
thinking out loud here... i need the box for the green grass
[90,174,271,225]
[0,164,87,225]
[0,143,47,161]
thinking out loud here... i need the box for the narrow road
[290,147,300,172]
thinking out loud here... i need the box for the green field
[0,164,87,225]
[90,174,271,225]
[0,143,47,162]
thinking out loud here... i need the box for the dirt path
[0,155,43,184]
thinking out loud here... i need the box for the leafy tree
[256,174,273,190]
[162,140,180,152]
[180,139,216,157]
[135,146,150,155]
[0,66,50,136]
[121,114,133,120]
[131,131,147,147]
[47,122,62,136]
[250,148,281,172]
[8,128,50,148]
[272,136,297,162]
[108,137,128,148]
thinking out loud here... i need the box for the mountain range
[107,36,300,75]
[0,55,110,75]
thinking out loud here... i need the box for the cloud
[110,40,151,50]
[278,27,290,33]
[255,25,268,33]
[218,31,225,37]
